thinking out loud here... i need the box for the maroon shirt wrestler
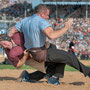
[4,32,31,67]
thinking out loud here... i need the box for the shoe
[47,76,60,85]
[19,70,30,82]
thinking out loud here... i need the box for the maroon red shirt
[5,32,31,67]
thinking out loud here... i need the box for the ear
[41,14,44,17]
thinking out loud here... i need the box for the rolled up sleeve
[40,20,51,31]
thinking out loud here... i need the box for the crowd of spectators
[48,5,90,59]
[0,1,32,19]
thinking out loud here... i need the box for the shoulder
[40,18,50,25]
[16,17,29,24]
[21,17,30,23]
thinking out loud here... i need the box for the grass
[0,64,34,70]
[0,64,90,71]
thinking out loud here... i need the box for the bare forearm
[16,50,29,68]
[50,26,68,39]
[16,55,28,68]
[43,26,69,40]
[43,18,73,40]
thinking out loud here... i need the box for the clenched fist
[65,18,73,30]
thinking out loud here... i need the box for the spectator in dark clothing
[68,39,75,54]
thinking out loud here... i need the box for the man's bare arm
[7,26,18,37]
[43,18,73,40]
[16,50,29,68]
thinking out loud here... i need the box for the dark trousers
[28,63,66,81]
[45,62,66,78]
[46,44,90,77]
[28,71,45,81]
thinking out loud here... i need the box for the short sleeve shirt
[15,14,51,49]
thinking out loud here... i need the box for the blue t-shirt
[15,14,51,49]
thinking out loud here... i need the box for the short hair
[34,4,49,14]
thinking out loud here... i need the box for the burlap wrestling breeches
[25,59,46,73]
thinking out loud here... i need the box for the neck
[36,13,41,17]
